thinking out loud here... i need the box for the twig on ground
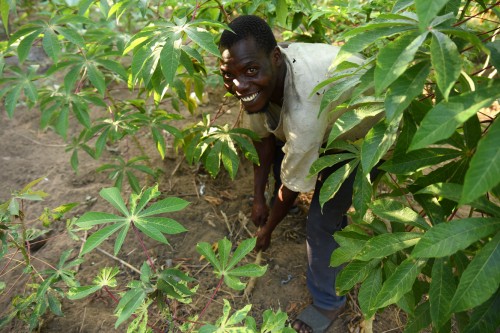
[78,307,87,333]
[95,246,141,275]
[220,210,232,236]
[243,250,262,301]
[77,234,141,274]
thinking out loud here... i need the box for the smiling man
[219,15,378,333]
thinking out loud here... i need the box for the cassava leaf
[355,232,421,261]
[429,258,456,331]
[373,258,426,310]
[430,30,461,100]
[409,82,500,150]
[412,218,500,258]
[462,117,500,204]
[415,0,449,31]
[450,232,500,313]
[375,31,428,94]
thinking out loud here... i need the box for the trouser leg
[306,162,356,310]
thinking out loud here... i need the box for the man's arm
[251,135,276,227]
[255,184,298,251]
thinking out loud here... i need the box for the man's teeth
[241,92,258,102]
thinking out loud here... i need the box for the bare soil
[0,87,405,332]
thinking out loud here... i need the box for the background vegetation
[0,0,499,332]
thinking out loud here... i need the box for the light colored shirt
[241,43,379,193]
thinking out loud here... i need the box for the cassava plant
[2,0,499,332]
[308,0,500,332]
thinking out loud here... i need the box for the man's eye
[247,68,257,75]
[222,71,234,79]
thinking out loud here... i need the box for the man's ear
[271,46,283,66]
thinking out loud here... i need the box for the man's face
[219,38,281,113]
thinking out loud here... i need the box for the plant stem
[454,1,500,26]
[131,222,156,272]
[196,276,224,324]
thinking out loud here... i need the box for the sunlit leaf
[375,31,428,94]
[415,0,449,31]
[450,232,500,312]
[430,30,461,100]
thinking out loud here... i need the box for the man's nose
[232,77,249,91]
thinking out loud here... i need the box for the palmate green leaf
[373,258,426,310]
[450,231,500,313]
[139,217,186,235]
[184,26,220,58]
[411,218,500,258]
[415,0,449,31]
[403,301,432,333]
[370,198,430,230]
[100,187,129,215]
[334,25,414,67]
[227,238,256,270]
[67,285,102,300]
[430,30,461,101]
[430,258,456,331]
[42,28,61,61]
[329,106,384,144]
[231,134,259,165]
[336,259,380,295]
[409,82,500,150]
[139,197,189,217]
[86,63,106,96]
[229,264,267,278]
[355,232,421,261]
[197,242,221,271]
[319,75,361,116]
[224,275,246,291]
[319,159,358,208]
[54,26,85,48]
[463,114,482,150]
[115,288,147,328]
[358,266,382,319]
[352,166,373,221]
[385,62,430,122]
[17,30,43,64]
[114,223,129,256]
[361,117,399,175]
[81,222,125,255]
[0,0,9,34]
[76,212,126,228]
[205,140,222,178]
[160,34,181,86]
[463,289,500,333]
[309,153,356,177]
[462,117,500,204]
[134,222,168,244]
[4,85,22,118]
[218,237,231,270]
[375,31,428,95]
[221,142,239,180]
[380,147,462,174]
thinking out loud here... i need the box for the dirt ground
[0,86,405,333]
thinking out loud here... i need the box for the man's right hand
[251,201,269,227]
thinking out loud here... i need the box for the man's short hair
[219,15,277,54]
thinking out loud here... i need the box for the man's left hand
[255,226,272,252]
